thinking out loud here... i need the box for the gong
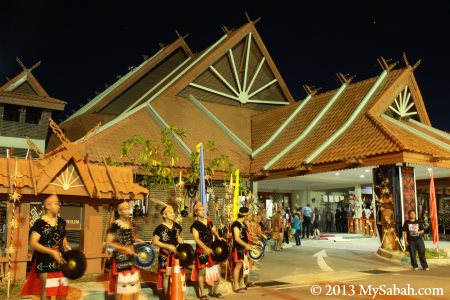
[132,243,155,269]
[61,250,87,280]
[211,239,230,263]
[176,243,195,267]
[248,244,264,262]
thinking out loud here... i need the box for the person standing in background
[292,213,302,246]
[301,204,312,239]
[335,209,341,232]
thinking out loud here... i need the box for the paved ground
[8,234,450,299]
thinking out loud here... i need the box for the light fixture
[360,174,365,178]
[427,167,432,171]
[335,172,340,176]
[365,169,370,172]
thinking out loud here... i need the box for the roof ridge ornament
[336,72,356,85]
[175,29,189,40]
[75,122,102,144]
[377,57,398,71]
[49,117,72,147]
[16,56,41,73]
[302,84,321,96]
[245,11,262,25]
[402,52,421,71]
[26,137,44,159]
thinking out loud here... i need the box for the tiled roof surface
[250,89,338,171]
[251,101,300,149]
[79,109,192,168]
[152,95,251,173]
[88,163,148,199]
[264,70,404,171]
[375,116,450,158]
[200,100,255,147]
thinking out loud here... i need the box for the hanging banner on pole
[233,169,240,220]
[197,143,207,217]
[429,170,440,251]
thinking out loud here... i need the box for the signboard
[59,206,83,231]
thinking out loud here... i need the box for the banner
[429,170,440,250]
[400,166,416,222]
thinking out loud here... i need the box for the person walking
[301,204,312,238]
[402,210,429,271]
[312,208,321,239]
[292,213,302,246]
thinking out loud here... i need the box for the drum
[61,250,87,280]
[132,243,155,269]
[176,243,195,267]
[210,239,230,263]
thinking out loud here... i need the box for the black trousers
[335,222,341,233]
[302,217,311,238]
[408,238,428,269]
[295,229,301,245]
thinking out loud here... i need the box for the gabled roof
[50,21,450,179]
[0,69,66,110]
[252,67,450,178]
[0,119,148,199]
[0,145,148,199]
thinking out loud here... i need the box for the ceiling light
[335,172,340,176]
[360,174,365,178]
[427,167,432,171]
[365,169,371,172]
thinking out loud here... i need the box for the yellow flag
[233,169,240,220]
[196,143,202,153]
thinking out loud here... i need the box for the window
[25,107,42,124]
[3,104,21,122]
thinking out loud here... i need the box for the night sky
[1,1,449,131]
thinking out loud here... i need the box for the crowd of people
[20,194,432,299]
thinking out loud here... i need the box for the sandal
[209,292,224,298]
[200,295,209,300]
[233,288,245,293]
[246,282,257,288]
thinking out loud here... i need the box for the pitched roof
[252,67,450,176]
[49,21,450,179]
[0,70,66,110]
[0,146,148,199]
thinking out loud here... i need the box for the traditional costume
[21,217,69,297]
[190,218,219,283]
[231,219,249,268]
[108,220,141,296]
[153,220,183,292]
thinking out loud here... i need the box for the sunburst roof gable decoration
[50,165,84,191]
[181,30,290,108]
[387,86,418,119]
